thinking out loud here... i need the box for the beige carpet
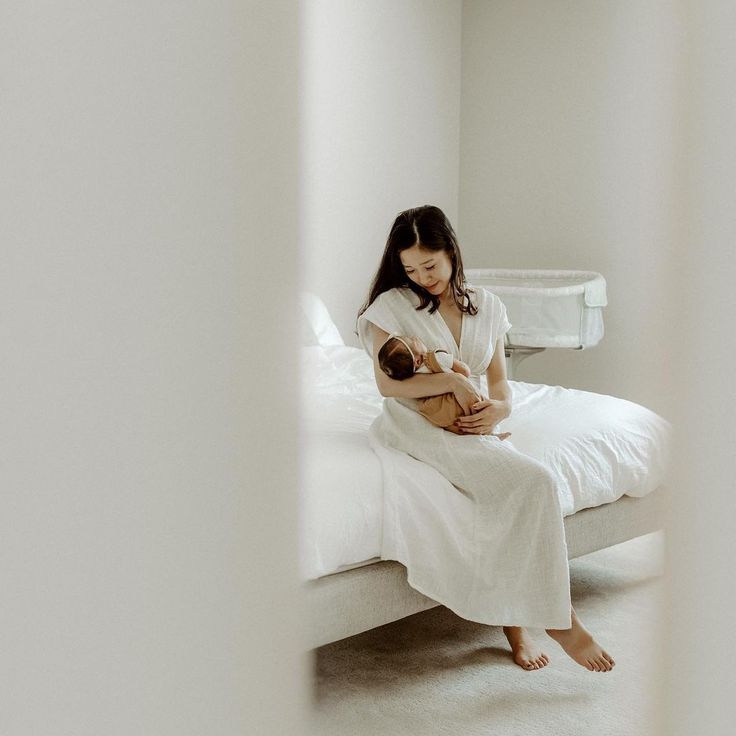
[310,532,666,736]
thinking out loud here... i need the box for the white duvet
[300,345,670,585]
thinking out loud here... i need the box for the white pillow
[300,292,344,347]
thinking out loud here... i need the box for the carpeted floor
[310,532,666,736]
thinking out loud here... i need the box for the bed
[300,292,670,649]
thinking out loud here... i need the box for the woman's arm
[370,324,479,409]
[454,336,512,434]
[485,335,512,414]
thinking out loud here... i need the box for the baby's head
[378,334,427,380]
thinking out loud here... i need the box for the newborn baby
[377,334,511,439]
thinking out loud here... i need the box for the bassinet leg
[505,347,546,380]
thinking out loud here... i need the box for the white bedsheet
[300,345,670,582]
[299,346,383,581]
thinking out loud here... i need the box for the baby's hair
[378,336,415,380]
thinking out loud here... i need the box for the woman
[356,205,615,672]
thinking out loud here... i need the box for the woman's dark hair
[356,205,478,334]
[377,337,414,380]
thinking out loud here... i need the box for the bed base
[304,487,667,649]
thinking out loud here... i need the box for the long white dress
[357,286,572,629]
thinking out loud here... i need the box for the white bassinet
[465,269,607,350]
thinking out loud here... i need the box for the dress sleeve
[479,289,513,370]
[483,289,511,343]
[357,290,403,359]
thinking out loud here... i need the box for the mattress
[300,345,670,581]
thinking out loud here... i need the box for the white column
[663,1,736,733]
[1,2,308,734]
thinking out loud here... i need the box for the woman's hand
[449,374,483,415]
[453,398,511,435]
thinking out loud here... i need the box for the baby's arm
[451,359,471,377]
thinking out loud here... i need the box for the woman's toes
[513,644,549,671]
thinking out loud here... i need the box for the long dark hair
[357,205,478,330]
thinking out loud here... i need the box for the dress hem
[384,555,573,630]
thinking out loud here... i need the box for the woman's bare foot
[502,626,550,670]
[545,607,615,672]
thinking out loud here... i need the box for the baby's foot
[502,626,550,670]
[545,609,615,672]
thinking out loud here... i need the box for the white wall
[459,0,680,415]
[301,0,462,346]
[1,3,308,734]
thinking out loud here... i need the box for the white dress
[357,286,572,628]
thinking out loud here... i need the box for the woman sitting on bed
[356,205,615,673]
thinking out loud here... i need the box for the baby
[378,334,511,439]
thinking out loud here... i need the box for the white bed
[300,294,670,648]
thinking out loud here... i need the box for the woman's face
[399,245,454,298]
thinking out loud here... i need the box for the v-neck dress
[357,286,572,629]
[437,305,463,353]
[359,287,499,403]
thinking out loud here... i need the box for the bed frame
[305,486,667,649]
